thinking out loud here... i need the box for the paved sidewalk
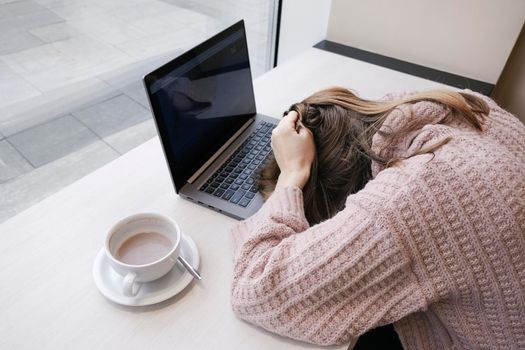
[0,0,273,222]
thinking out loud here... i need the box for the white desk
[0,48,452,350]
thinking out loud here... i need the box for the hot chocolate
[116,232,173,265]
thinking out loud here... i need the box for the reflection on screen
[150,26,256,191]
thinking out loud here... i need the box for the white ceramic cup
[104,213,182,297]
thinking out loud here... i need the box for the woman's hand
[271,111,315,189]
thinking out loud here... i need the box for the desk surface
[0,48,451,350]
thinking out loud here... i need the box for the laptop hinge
[187,118,255,184]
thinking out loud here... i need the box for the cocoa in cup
[104,213,181,297]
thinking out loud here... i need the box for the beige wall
[327,0,525,84]
[492,26,525,123]
[277,0,332,65]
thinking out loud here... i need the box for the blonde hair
[259,87,488,225]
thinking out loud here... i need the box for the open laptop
[143,20,278,220]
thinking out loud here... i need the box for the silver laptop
[143,20,278,220]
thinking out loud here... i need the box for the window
[0,0,278,222]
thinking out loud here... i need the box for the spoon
[177,256,202,280]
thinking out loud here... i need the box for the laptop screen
[144,21,256,192]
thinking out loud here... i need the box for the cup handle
[123,272,140,297]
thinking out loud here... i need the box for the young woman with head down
[230,87,525,349]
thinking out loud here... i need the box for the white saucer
[93,233,200,306]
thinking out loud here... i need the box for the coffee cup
[104,213,182,297]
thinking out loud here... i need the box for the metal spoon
[177,256,202,280]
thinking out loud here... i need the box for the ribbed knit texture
[230,91,525,349]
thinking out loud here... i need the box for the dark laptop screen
[144,21,256,192]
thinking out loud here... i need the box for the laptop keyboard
[198,121,275,208]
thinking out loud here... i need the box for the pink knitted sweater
[230,91,525,349]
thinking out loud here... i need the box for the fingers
[280,111,300,130]
[272,112,299,142]
[297,124,312,138]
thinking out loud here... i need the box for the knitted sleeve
[230,169,433,346]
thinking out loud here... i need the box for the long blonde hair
[259,87,489,225]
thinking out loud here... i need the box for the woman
[230,87,525,349]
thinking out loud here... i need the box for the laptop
[143,20,278,220]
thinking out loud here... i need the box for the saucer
[93,233,200,306]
